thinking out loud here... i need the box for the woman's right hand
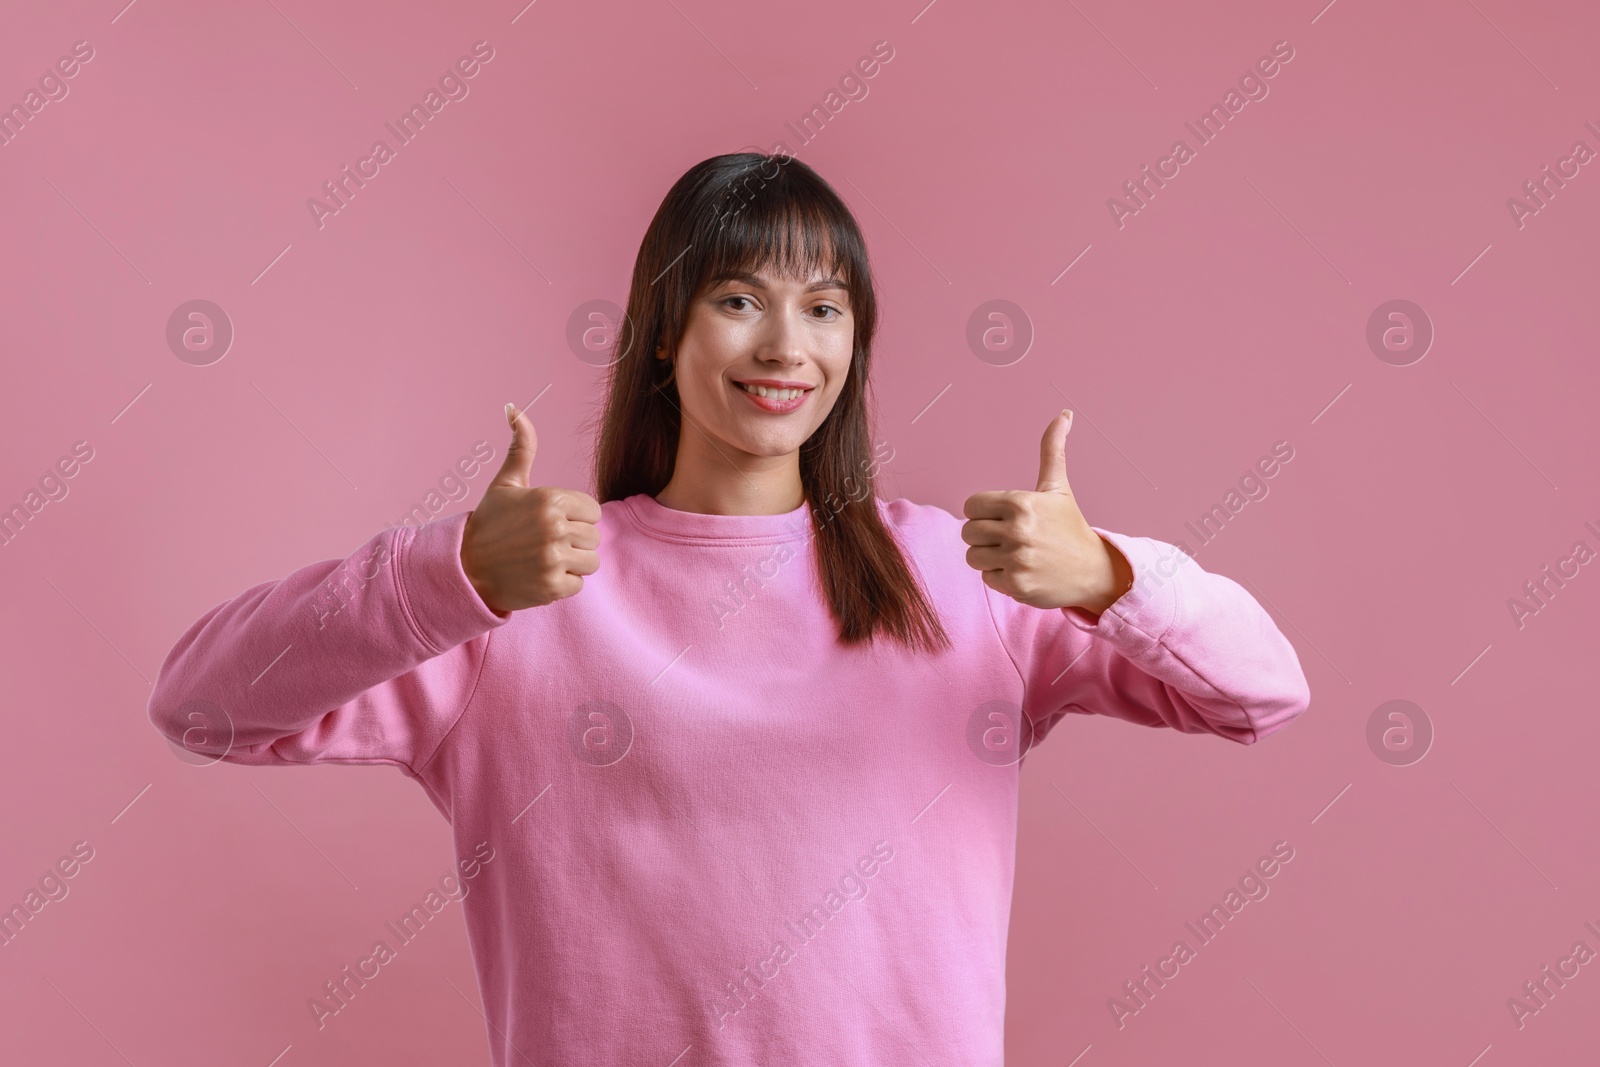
[459,404,602,615]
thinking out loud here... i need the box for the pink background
[2,0,1596,1063]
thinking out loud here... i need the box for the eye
[721,295,755,311]
[811,304,844,320]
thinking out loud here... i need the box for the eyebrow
[715,272,850,293]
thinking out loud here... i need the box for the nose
[757,303,808,366]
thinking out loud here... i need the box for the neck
[655,431,805,516]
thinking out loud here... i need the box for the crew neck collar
[622,493,815,546]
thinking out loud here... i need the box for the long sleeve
[982,526,1311,748]
[147,511,511,775]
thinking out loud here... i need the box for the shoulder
[876,495,962,536]
[874,496,968,569]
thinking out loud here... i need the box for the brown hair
[591,151,949,653]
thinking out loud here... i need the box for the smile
[733,380,813,413]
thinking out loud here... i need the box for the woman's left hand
[961,409,1135,617]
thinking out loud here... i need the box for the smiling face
[659,262,856,462]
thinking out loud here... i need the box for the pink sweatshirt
[148,494,1310,1065]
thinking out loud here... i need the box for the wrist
[1074,536,1134,617]
[458,518,503,616]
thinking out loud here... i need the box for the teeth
[739,382,805,401]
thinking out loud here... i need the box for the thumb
[489,402,538,489]
[1034,409,1074,494]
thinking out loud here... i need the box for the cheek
[675,348,734,420]
[824,344,854,393]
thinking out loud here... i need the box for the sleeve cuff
[394,510,512,655]
[1059,527,1182,650]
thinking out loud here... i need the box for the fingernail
[505,402,516,429]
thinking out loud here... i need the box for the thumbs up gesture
[459,404,602,615]
[961,410,1134,616]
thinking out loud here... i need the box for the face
[659,263,854,460]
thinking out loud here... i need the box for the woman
[149,151,1310,1065]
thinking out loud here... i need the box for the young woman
[149,151,1310,1066]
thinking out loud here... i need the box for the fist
[961,410,1133,616]
[459,403,602,615]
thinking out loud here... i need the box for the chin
[728,431,807,458]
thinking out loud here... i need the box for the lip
[731,378,814,414]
